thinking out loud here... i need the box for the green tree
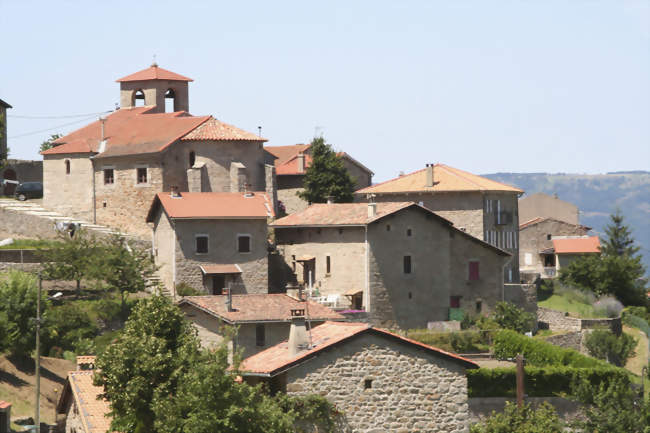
[571,375,650,433]
[42,302,98,356]
[39,133,63,153]
[94,234,157,317]
[94,296,202,433]
[0,271,48,357]
[39,230,98,297]
[470,401,564,433]
[492,302,535,333]
[584,329,637,367]
[560,210,647,305]
[298,136,355,204]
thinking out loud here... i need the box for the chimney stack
[225,285,233,312]
[297,152,305,173]
[425,163,434,188]
[170,186,181,198]
[288,308,310,356]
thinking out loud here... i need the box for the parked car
[14,182,43,201]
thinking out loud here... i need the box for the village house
[178,293,344,357]
[519,192,580,226]
[265,144,373,214]
[356,163,523,283]
[543,236,601,274]
[519,217,592,278]
[41,64,272,237]
[271,201,510,329]
[240,314,478,433]
[146,190,274,296]
[56,356,112,433]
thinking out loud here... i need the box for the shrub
[176,282,202,297]
[467,366,630,398]
[406,330,490,353]
[470,401,564,433]
[593,297,623,318]
[493,330,611,368]
[584,330,637,367]
[492,302,535,333]
[43,302,98,354]
[622,314,650,338]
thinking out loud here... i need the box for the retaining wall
[537,307,621,335]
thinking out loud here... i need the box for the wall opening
[256,323,266,347]
[133,89,145,107]
[403,255,412,274]
[164,88,176,113]
[364,379,373,389]
[189,151,196,168]
[65,160,70,175]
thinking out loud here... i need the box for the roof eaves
[156,115,212,153]
[270,224,367,228]
[177,298,234,324]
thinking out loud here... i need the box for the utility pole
[35,273,41,433]
[516,354,525,408]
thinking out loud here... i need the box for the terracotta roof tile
[0,400,10,409]
[271,202,415,226]
[356,164,523,194]
[116,65,193,82]
[200,264,242,274]
[41,107,210,157]
[66,371,113,433]
[265,144,310,166]
[179,294,345,323]
[147,191,274,221]
[181,118,266,142]
[552,236,601,254]
[240,321,478,376]
[265,144,373,176]
[519,217,591,231]
[275,153,313,175]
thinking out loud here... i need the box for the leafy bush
[592,297,624,318]
[622,314,650,338]
[43,302,98,355]
[493,330,611,368]
[584,330,637,367]
[470,401,564,433]
[467,366,630,398]
[0,270,44,357]
[406,330,491,353]
[176,282,202,297]
[492,302,535,333]
[622,306,650,322]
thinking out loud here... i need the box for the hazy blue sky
[1,1,648,182]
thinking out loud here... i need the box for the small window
[103,168,114,185]
[189,151,196,168]
[256,323,265,347]
[406,228,412,237]
[65,160,70,175]
[292,255,296,272]
[547,234,552,241]
[469,261,479,281]
[364,379,373,389]
[238,235,251,253]
[136,167,147,184]
[386,224,391,232]
[338,228,343,235]
[326,255,331,274]
[196,235,208,254]
[450,296,461,308]
[403,255,412,274]
[408,291,412,299]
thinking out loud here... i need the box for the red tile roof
[57,371,113,433]
[181,118,266,142]
[240,321,478,376]
[275,153,313,175]
[271,202,417,226]
[41,107,210,157]
[356,164,523,194]
[265,144,310,166]
[552,236,601,254]
[0,400,10,409]
[200,264,242,274]
[265,144,373,176]
[146,191,274,222]
[116,65,193,82]
[519,217,591,231]
[178,294,345,323]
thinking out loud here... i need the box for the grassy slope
[538,293,603,318]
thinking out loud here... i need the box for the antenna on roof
[151,54,158,67]
[257,126,262,137]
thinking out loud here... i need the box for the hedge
[467,366,630,397]
[493,330,611,368]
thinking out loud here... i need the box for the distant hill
[483,171,650,273]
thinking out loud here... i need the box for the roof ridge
[437,164,485,190]
[356,168,426,193]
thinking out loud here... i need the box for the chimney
[368,202,377,218]
[224,286,233,312]
[288,308,310,356]
[425,163,434,188]
[170,186,181,198]
[297,152,305,173]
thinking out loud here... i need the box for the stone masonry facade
[284,333,471,433]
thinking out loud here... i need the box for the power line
[8,115,100,139]
[8,110,112,119]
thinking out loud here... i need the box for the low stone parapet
[537,307,621,334]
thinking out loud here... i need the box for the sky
[1,0,648,182]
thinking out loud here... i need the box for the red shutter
[469,261,479,281]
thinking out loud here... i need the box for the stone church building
[41,64,272,237]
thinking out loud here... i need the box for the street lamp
[35,271,62,433]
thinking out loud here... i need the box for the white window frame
[237,233,252,254]
[135,164,149,186]
[102,165,116,186]
[195,233,209,255]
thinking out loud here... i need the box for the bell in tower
[116,63,192,113]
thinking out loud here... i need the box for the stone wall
[0,262,41,273]
[537,307,621,334]
[543,331,584,352]
[1,159,42,195]
[469,397,582,425]
[0,249,41,263]
[277,186,309,215]
[285,332,471,433]
[64,400,84,433]
[0,206,61,239]
[503,283,538,314]
[43,154,94,221]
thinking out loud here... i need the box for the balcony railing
[543,267,557,277]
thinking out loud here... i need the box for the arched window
[165,88,176,113]
[133,89,145,107]
[65,160,70,175]
[189,151,196,168]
